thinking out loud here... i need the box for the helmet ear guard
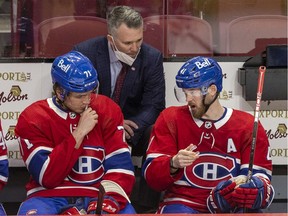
[51,51,98,94]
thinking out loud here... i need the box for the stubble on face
[189,101,206,119]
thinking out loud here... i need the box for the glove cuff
[207,191,221,213]
[207,179,236,213]
[60,206,87,215]
[257,176,275,209]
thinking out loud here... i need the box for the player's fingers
[177,154,199,167]
[186,144,197,151]
[179,149,199,159]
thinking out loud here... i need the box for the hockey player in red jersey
[15,51,136,215]
[142,56,274,214]
[0,120,8,215]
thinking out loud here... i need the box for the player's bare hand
[172,144,200,169]
[123,119,138,140]
[78,107,98,135]
[72,107,98,149]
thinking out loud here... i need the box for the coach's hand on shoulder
[232,175,274,210]
[123,119,138,141]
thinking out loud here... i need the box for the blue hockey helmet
[175,56,223,93]
[51,51,98,93]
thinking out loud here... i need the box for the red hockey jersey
[0,120,8,190]
[143,105,272,213]
[15,94,135,209]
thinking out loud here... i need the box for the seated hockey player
[142,56,274,214]
[15,51,136,215]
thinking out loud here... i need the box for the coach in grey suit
[74,10,165,155]
[74,36,165,152]
[73,6,165,212]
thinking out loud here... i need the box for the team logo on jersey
[184,153,237,189]
[68,146,105,185]
[204,121,212,129]
[69,112,76,119]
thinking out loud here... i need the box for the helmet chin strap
[202,92,219,114]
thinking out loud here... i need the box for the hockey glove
[60,206,86,215]
[207,179,237,213]
[87,196,120,214]
[60,198,87,215]
[232,175,274,209]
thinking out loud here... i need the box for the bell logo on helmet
[57,59,71,73]
[195,58,211,69]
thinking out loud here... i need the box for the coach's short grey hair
[107,5,143,36]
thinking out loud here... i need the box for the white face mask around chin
[111,37,140,66]
[114,50,137,66]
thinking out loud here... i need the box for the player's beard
[189,93,219,119]
[189,102,206,119]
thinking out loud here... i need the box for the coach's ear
[107,34,116,51]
